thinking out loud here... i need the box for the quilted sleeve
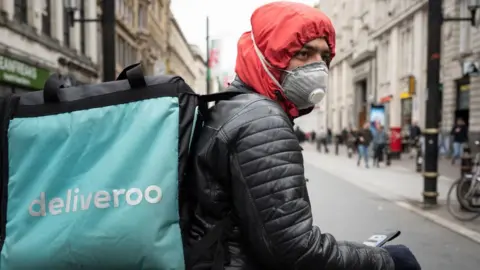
[225,101,395,270]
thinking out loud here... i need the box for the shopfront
[0,53,51,97]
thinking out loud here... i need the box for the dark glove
[384,245,421,270]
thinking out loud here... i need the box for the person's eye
[295,51,309,60]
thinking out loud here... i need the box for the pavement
[303,143,480,269]
[391,151,461,181]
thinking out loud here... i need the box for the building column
[333,64,340,131]
[389,27,400,127]
[412,10,425,126]
[327,66,335,129]
[341,61,349,129]
[85,0,98,65]
[52,0,64,44]
[469,76,480,134]
[0,0,14,20]
[71,15,81,53]
[30,0,42,32]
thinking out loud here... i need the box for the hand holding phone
[363,231,401,247]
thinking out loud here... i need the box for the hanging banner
[207,39,222,80]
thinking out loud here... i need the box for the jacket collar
[228,77,314,118]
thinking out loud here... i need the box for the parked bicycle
[447,140,480,221]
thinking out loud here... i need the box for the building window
[63,3,71,47]
[42,0,51,36]
[116,0,125,18]
[14,0,28,23]
[138,4,148,30]
[80,0,86,55]
[126,5,133,26]
[116,35,137,67]
[116,0,133,26]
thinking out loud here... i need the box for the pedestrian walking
[450,118,468,165]
[409,121,422,158]
[373,125,388,167]
[357,123,373,168]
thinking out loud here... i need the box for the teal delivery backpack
[0,63,238,269]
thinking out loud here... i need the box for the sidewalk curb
[394,201,480,245]
[302,143,460,183]
[389,165,456,183]
[303,153,480,245]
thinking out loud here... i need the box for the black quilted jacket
[185,78,395,270]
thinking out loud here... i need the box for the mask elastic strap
[250,32,284,91]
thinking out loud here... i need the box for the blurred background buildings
[307,0,480,143]
[2,0,479,142]
[0,0,220,98]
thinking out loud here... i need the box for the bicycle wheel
[447,179,480,221]
[456,177,480,212]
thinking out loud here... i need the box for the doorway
[357,80,367,128]
[455,76,470,128]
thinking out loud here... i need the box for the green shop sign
[0,54,50,90]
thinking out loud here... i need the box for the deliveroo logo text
[28,185,162,217]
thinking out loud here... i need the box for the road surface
[306,162,480,269]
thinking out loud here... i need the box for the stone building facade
[316,0,480,148]
[0,0,99,97]
[440,0,480,145]
[315,0,428,138]
[167,12,197,87]
[112,0,170,77]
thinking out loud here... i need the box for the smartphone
[362,231,401,247]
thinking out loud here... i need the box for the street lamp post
[206,16,211,94]
[64,0,116,82]
[424,0,480,206]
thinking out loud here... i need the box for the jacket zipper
[0,95,15,250]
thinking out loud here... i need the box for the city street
[304,145,480,269]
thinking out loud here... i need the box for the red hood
[234,1,335,118]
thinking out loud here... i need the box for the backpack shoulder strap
[198,90,244,103]
[198,91,244,119]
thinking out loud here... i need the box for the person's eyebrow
[302,44,330,53]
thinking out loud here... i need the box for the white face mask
[251,33,329,109]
